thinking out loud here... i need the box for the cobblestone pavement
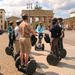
[0,31,75,75]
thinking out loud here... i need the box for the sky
[0,0,75,19]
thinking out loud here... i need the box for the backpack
[44,33,50,43]
[31,35,37,46]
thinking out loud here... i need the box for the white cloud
[0,0,75,18]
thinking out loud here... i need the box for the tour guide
[19,13,36,67]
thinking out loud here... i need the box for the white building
[0,9,5,30]
[70,12,75,17]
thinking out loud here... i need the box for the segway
[15,56,37,75]
[47,53,60,66]
[59,48,67,58]
[35,33,44,51]
[5,46,14,56]
[45,37,61,66]
[14,51,20,61]
[58,39,67,58]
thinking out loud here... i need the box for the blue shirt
[36,26,44,33]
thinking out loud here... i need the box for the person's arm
[42,27,44,33]
[36,26,39,33]
[28,24,36,36]
[14,27,19,37]
[31,29,36,36]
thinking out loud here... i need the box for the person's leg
[24,38,31,65]
[11,39,13,48]
[19,38,24,65]
[24,53,29,64]
[9,34,11,47]
[51,39,55,54]
[59,38,63,50]
[58,38,61,50]
[14,40,20,55]
[61,38,63,49]
[55,38,59,56]
[20,52,23,65]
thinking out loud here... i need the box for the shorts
[14,40,20,55]
[19,37,31,54]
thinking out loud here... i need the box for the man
[36,22,44,33]
[8,21,14,49]
[14,20,22,55]
[49,18,62,56]
[19,13,36,67]
[58,18,64,50]
[36,22,44,46]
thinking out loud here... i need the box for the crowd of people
[7,13,64,68]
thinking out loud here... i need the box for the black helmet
[58,18,63,21]
[16,20,22,25]
[9,21,13,25]
[52,18,57,22]
[52,18,57,25]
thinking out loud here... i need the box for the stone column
[32,16,35,29]
[44,16,49,29]
[39,17,43,23]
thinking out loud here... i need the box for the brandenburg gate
[22,9,54,29]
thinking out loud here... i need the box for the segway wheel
[15,56,21,69]
[5,47,13,56]
[16,60,27,74]
[14,51,20,61]
[27,60,37,75]
[59,49,67,58]
[47,54,59,66]
[15,56,31,69]
[42,44,44,51]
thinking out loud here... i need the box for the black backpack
[31,35,37,46]
[44,34,50,43]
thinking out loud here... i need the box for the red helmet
[22,13,28,20]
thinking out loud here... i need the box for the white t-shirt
[14,26,20,40]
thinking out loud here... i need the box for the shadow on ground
[57,62,75,70]
[34,72,45,75]
[44,50,50,53]
[45,72,59,75]
[31,52,46,56]
[34,71,59,75]
[37,62,49,69]
[0,73,3,75]
[64,57,75,61]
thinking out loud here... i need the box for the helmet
[58,18,63,21]
[16,19,22,25]
[39,22,42,24]
[9,21,13,25]
[22,13,28,20]
[52,18,57,22]
[52,18,57,25]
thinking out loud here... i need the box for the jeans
[51,38,59,56]
[58,38,63,50]
[9,34,13,48]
